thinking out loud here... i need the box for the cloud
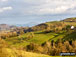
[0,0,76,15]
[38,4,75,14]
[0,0,76,24]
[0,7,13,13]
[23,0,76,15]
[0,0,8,2]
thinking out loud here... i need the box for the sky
[0,0,76,25]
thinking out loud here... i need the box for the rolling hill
[0,17,76,56]
[4,18,76,48]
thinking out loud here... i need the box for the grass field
[1,48,75,57]
[4,21,76,48]
[0,48,51,57]
[5,30,69,48]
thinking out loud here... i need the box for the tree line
[26,39,76,56]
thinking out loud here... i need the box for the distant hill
[31,21,65,31]
[0,24,16,31]
[31,17,76,31]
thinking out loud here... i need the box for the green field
[5,30,71,48]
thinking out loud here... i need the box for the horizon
[0,16,76,27]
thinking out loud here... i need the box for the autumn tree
[45,24,51,33]
[72,41,76,52]
[26,32,34,39]
[26,42,43,53]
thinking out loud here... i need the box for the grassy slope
[5,30,68,48]
[5,30,76,49]
[5,21,76,48]
[1,48,75,57]
[63,32,76,41]
[3,19,76,57]
[1,48,51,57]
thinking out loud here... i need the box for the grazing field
[5,30,70,48]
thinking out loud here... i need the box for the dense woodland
[0,18,76,57]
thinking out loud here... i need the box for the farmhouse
[70,26,76,32]
[71,26,74,30]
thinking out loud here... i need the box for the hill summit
[63,17,76,22]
